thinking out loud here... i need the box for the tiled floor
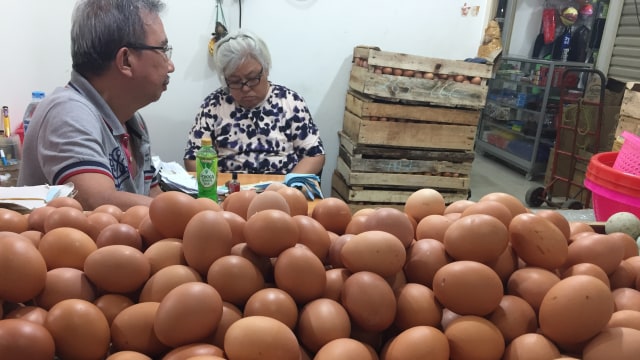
[469,152,596,222]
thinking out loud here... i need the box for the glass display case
[475,56,591,180]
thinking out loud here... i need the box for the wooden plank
[338,146,472,175]
[338,131,476,161]
[345,91,480,126]
[343,111,476,150]
[355,46,494,78]
[349,65,488,109]
[331,171,468,206]
[336,158,469,190]
[621,84,640,119]
[615,115,640,137]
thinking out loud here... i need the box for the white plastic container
[23,91,45,133]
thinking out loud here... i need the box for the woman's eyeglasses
[226,68,263,89]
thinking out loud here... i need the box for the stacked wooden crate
[331,46,494,212]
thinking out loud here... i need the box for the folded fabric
[283,173,324,200]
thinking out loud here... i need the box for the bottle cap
[201,137,212,146]
[32,91,45,99]
[232,172,238,180]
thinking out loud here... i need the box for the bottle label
[199,166,217,187]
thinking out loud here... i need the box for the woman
[183,29,326,175]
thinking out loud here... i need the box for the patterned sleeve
[289,91,326,158]
[183,91,221,160]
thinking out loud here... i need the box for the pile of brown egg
[353,57,483,85]
[1,185,640,360]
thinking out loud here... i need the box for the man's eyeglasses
[126,44,173,60]
[226,68,263,90]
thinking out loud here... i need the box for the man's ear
[115,47,134,77]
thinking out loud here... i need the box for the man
[18,0,174,211]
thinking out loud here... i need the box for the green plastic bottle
[196,137,218,202]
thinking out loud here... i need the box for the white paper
[0,183,76,211]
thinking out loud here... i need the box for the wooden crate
[342,112,476,151]
[349,46,493,109]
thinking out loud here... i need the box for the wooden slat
[349,65,488,109]
[338,146,472,175]
[336,158,469,190]
[355,47,494,78]
[621,84,640,119]
[345,91,480,125]
[342,110,476,150]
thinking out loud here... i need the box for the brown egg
[19,229,42,247]
[220,211,247,246]
[143,238,186,274]
[383,326,449,360]
[110,302,169,357]
[106,351,152,360]
[612,287,640,311]
[296,298,351,353]
[566,233,624,275]
[607,309,640,330]
[120,205,149,229]
[274,245,326,304]
[569,221,595,238]
[323,268,351,302]
[344,214,369,235]
[509,213,568,270]
[162,343,225,360]
[154,282,223,348]
[327,234,352,269]
[246,190,291,218]
[138,264,202,302]
[539,275,614,345]
[415,214,454,242]
[86,211,119,240]
[292,214,331,262]
[444,316,505,360]
[315,338,377,360]
[488,295,537,343]
[488,244,519,284]
[93,204,124,222]
[479,192,528,217]
[35,267,96,310]
[244,209,299,258]
[38,227,97,270]
[311,197,352,235]
[341,271,396,332]
[583,327,640,359]
[608,259,636,289]
[362,207,414,247]
[404,238,450,288]
[46,196,84,211]
[208,302,243,349]
[149,191,198,238]
[193,197,223,212]
[0,208,29,233]
[507,267,561,312]
[95,223,142,249]
[137,215,165,248]
[562,262,611,288]
[230,242,273,281]
[341,230,406,277]
[443,213,509,263]
[27,206,56,232]
[607,232,640,259]
[535,209,571,241]
[84,245,150,294]
[224,316,299,360]
[461,200,513,227]
[207,255,264,307]
[43,206,90,235]
[44,299,111,360]
[244,288,298,330]
[503,333,561,360]
[404,188,446,222]
[264,181,287,192]
[433,260,503,316]
[182,210,233,275]
[0,318,55,359]
[277,187,308,216]
[222,190,258,220]
[5,305,48,325]
[0,232,47,303]
[394,283,442,331]
[94,293,134,326]
[381,67,393,74]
